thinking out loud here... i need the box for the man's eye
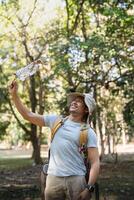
[77,100,82,103]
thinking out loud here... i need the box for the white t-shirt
[44,114,98,177]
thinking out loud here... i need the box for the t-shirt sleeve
[43,114,59,129]
[87,128,98,148]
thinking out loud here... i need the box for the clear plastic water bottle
[15,57,46,81]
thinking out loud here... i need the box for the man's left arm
[77,147,100,200]
[87,147,100,185]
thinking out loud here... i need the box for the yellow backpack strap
[51,116,68,142]
[79,124,89,161]
[79,124,88,147]
[51,118,63,142]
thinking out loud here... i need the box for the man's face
[69,96,88,115]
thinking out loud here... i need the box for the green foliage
[0,0,133,152]
[123,100,134,136]
[0,88,7,105]
[0,121,10,140]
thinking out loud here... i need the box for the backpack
[41,117,99,200]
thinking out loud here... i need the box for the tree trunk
[97,108,105,157]
[30,124,42,164]
[29,76,42,164]
[107,133,111,154]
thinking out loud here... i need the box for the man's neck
[68,114,84,123]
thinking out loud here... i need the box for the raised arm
[9,80,45,127]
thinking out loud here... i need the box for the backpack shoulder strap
[51,116,68,142]
[51,119,89,145]
[51,118,63,142]
[79,124,89,147]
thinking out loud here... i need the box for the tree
[0,0,62,163]
[48,0,134,156]
[0,0,133,161]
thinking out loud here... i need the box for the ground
[0,145,134,200]
[99,160,134,200]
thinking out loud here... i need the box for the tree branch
[22,31,34,62]
[7,95,31,134]
[71,0,85,34]
[16,0,38,28]
[65,0,70,38]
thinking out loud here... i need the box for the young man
[9,81,100,200]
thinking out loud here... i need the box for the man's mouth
[70,105,77,109]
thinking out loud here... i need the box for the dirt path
[0,159,134,200]
[0,144,134,200]
[0,165,41,200]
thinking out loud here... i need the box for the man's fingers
[9,79,17,90]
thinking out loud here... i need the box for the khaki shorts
[45,175,86,200]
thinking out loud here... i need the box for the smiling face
[69,96,89,117]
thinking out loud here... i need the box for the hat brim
[67,92,84,105]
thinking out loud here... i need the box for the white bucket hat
[67,92,96,114]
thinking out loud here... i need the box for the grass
[0,158,33,170]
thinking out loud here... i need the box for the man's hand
[33,60,42,64]
[77,189,92,200]
[9,80,18,98]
